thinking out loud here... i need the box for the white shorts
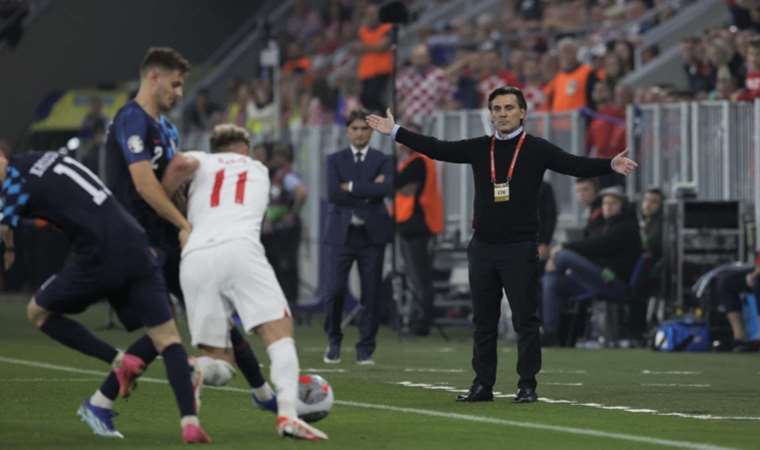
[179,238,291,348]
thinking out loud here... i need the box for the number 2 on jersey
[210,169,248,207]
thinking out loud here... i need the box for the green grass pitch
[0,296,758,450]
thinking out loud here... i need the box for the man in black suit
[322,109,393,365]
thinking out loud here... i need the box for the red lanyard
[490,132,526,184]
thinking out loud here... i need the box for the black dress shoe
[513,387,538,403]
[456,384,494,402]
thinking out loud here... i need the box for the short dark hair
[646,187,665,199]
[140,47,191,75]
[209,124,250,153]
[487,86,527,111]
[345,109,370,127]
[575,177,599,190]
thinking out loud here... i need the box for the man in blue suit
[323,109,393,365]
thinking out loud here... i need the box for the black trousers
[360,75,389,114]
[323,226,386,356]
[467,238,541,391]
[262,223,302,305]
[400,234,434,327]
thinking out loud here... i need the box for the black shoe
[513,387,538,403]
[455,384,493,402]
[323,344,341,363]
[732,340,760,352]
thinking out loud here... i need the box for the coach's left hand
[611,149,638,176]
[367,109,395,135]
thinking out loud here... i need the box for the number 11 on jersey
[210,169,247,207]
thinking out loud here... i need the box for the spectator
[708,66,739,100]
[681,37,714,93]
[476,49,521,107]
[396,44,454,125]
[575,177,604,237]
[542,187,642,343]
[261,144,308,310]
[585,82,626,188]
[629,187,665,341]
[183,88,221,151]
[735,36,760,100]
[521,54,547,111]
[544,38,597,112]
[80,96,108,141]
[713,253,760,351]
[286,0,323,42]
[356,3,393,113]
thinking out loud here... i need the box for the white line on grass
[641,384,711,388]
[0,356,751,450]
[390,381,760,421]
[642,370,701,375]
[0,377,103,382]
[403,368,465,373]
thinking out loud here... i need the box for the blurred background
[1,0,759,351]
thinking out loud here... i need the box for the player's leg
[136,268,210,443]
[228,243,327,440]
[27,270,120,365]
[227,326,277,411]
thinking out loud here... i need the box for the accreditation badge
[493,182,510,202]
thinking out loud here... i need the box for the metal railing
[627,100,759,247]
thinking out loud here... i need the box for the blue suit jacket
[323,147,393,246]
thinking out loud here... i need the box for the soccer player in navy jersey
[103,47,276,411]
[0,150,210,443]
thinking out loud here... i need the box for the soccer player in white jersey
[163,124,327,441]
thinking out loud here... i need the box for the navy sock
[40,315,117,364]
[100,334,159,400]
[230,327,266,388]
[162,343,196,417]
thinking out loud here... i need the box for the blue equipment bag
[742,294,759,341]
[654,319,710,352]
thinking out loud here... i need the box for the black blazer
[323,147,393,245]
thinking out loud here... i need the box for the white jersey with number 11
[182,151,270,256]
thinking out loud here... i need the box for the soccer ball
[195,356,237,386]
[297,374,334,423]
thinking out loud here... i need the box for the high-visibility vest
[395,153,443,234]
[357,24,393,80]
[544,64,593,112]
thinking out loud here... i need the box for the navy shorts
[34,248,173,332]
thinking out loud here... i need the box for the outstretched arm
[367,109,473,164]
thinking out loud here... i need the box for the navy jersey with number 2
[105,99,179,250]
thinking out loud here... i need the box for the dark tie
[354,151,364,164]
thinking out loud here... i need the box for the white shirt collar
[350,144,369,155]
[494,126,524,141]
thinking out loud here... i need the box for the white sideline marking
[390,381,760,422]
[0,356,753,450]
[544,382,584,387]
[642,384,711,388]
[543,369,588,374]
[303,368,347,373]
[403,368,465,373]
[0,377,102,382]
[642,370,701,375]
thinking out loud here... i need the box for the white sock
[180,416,199,428]
[266,337,299,418]
[253,382,274,401]
[90,389,114,409]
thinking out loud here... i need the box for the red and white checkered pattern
[396,66,453,125]
[477,71,522,108]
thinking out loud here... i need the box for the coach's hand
[367,109,395,135]
[611,149,638,176]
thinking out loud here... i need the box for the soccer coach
[367,86,637,403]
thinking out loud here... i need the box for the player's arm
[129,161,191,232]
[161,153,200,197]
